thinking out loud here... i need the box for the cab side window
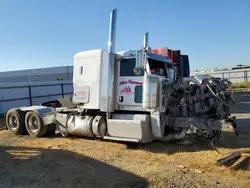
[134,86,143,103]
[148,58,168,77]
[120,58,144,76]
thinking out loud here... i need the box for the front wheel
[25,111,48,137]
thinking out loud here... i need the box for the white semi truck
[5,9,236,143]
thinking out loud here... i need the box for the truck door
[116,58,144,108]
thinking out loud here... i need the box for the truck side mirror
[169,68,176,82]
[133,50,144,75]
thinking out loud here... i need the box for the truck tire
[5,109,26,135]
[25,111,48,137]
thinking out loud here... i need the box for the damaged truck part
[5,8,237,144]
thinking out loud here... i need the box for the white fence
[0,81,73,115]
[191,68,250,83]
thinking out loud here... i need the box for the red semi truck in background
[151,47,190,79]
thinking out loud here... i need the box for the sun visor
[146,52,171,64]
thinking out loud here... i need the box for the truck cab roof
[117,50,172,64]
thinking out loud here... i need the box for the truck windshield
[148,58,169,77]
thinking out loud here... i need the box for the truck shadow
[0,145,149,188]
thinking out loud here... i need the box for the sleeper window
[79,65,83,75]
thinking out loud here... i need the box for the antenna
[143,32,149,49]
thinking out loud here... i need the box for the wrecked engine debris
[160,76,236,142]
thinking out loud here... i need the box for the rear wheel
[5,109,26,134]
[25,111,48,137]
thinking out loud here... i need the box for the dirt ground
[1,91,250,188]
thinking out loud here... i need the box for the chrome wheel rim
[8,114,18,130]
[28,115,39,133]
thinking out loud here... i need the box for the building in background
[191,66,250,83]
[0,63,249,85]
[0,66,73,84]
[0,66,74,115]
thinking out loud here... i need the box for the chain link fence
[191,68,250,83]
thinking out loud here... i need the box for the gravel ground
[0,91,250,188]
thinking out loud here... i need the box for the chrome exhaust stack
[143,32,149,49]
[108,9,117,53]
[134,32,149,75]
[106,9,117,118]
